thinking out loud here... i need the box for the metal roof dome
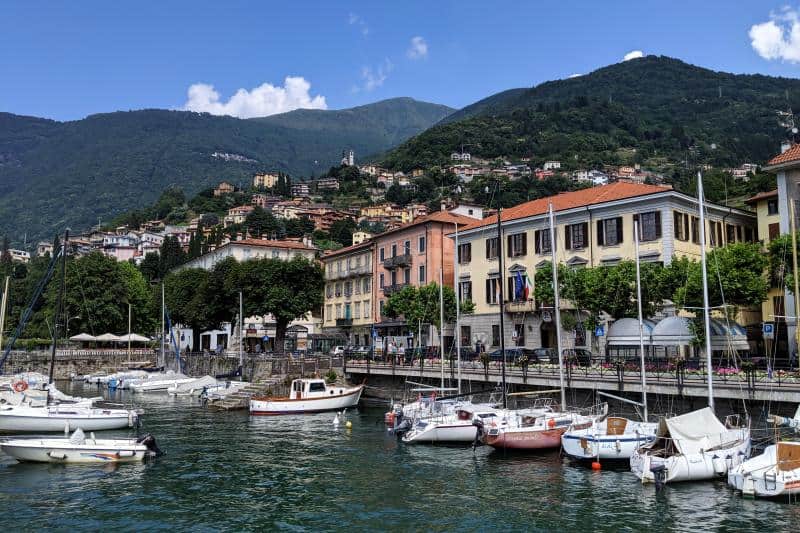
[606,318,658,346]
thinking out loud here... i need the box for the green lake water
[0,383,798,531]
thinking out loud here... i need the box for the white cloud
[407,36,428,59]
[750,7,800,62]
[183,77,327,118]
[355,59,394,92]
[348,12,369,36]
[622,50,644,62]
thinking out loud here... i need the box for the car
[563,348,593,366]
[531,348,557,364]
[330,346,345,356]
[486,348,537,364]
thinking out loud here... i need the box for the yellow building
[452,182,757,352]
[253,172,280,189]
[321,241,375,346]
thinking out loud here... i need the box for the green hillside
[383,56,796,174]
[0,98,452,245]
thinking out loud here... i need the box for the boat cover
[666,407,728,455]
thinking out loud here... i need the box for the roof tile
[766,144,800,167]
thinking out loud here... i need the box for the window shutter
[565,225,572,250]
[521,233,527,255]
[507,235,513,257]
[485,279,491,303]
[655,211,662,238]
[616,217,624,243]
[535,231,541,254]
[485,239,490,259]
[581,222,588,248]
[597,220,604,246]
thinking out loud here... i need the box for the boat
[0,403,139,432]
[129,372,196,393]
[1,428,162,464]
[167,376,231,397]
[562,222,658,461]
[630,172,751,486]
[250,378,363,415]
[401,402,500,444]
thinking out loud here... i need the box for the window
[391,244,397,257]
[326,304,332,321]
[404,240,411,254]
[709,221,724,247]
[390,270,397,285]
[379,300,385,316]
[597,217,623,246]
[774,296,786,321]
[513,324,525,347]
[491,325,500,347]
[458,242,472,263]
[459,280,473,302]
[769,222,780,241]
[335,283,342,297]
[272,250,280,259]
[565,222,589,250]
[363,300,370,318]
[633,212,662,242]
[726,224,736,244]
[403,268,411,284]
[507,233,527,257]
[354,302,361,319]
[355,280,361,295]
[534,229,552,254]
[768,199,779,215]
[673,211,690,242]
[419,264,426,283]
[460,325,471,347]
[344,303,351,319]
[485,237,499,260]
[363,278,371,292]
[379,247,385,261]
[744,226,755,243]
[691,217,700,244]
[485,278,500,304]
[309,382,326,393]
[335,304,342,319]
[326,284,333,298]
[507,276,520,302]
[344,281,352,296]
[379,273,385,288]
[418,236,426,252]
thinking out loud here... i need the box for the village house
[253,172,280,189]
[291,183,310,198]
[543,161,561,171]
[320,240,375,346]
[223,205,255,228]
[213,181,235,197]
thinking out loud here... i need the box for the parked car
[487,348,536,364]
[531,348,557,364]
[563,348,593,366]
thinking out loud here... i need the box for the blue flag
[514,270,524,300]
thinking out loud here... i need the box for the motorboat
[103,371,150,390]
[561,416,658,461]
[401,403,500,444]
[728,406,800,499]
[200,381,247,402]
[250,378,363,415]
[129,372,196,393]
[0,403,139,432]
[1,428,162,464]
[630,407,751,485]
[168,376,226,397]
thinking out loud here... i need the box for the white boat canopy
[665,407,729,455]
[117,333,151,342]
[606,318,658,346]
[69,333,97,342]
[95,333,122,342]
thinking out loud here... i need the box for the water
[1,384,798,532]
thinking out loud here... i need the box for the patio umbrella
[95,333,122,342]
[69,333,97,342]
[118,333,151,342]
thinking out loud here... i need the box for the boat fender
[47,451,67,460]
[711,454,726,476]
[117,450,136,458]
[547,418,556,429]
[12,380,28,393]
[615,439,621,452]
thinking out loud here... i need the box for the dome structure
[606,318,657,346]
[650,317,693,346]
[650,316,749,351]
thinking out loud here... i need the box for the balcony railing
[336,318,353,327]
[326,265,371,280]
[383,283,410,296]
[383,253,412,269]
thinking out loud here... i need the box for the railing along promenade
[343,358,800,403]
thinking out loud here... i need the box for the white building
[176,238,317,271]
[543,160,561,170]
[9,249,30,263]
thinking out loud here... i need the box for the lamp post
[65,315,81,339]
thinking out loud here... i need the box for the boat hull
[484,427,566,450]
[1,440,146,463]
[402,421,477,443]
[250,386,363,415]
[561,421,658,460]
[728,444,800,498]
[0,407,137,433]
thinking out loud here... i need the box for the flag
[523,272,534,300]
[514,271,524,301]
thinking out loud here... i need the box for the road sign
[595,325,604,337]
[763,322,775,340]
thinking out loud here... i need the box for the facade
[213,182,235,197]
[291,183,310,198]
[253,172,280,189]
[452,182,757,353]
[177,238,317,271]
[543,160,561,170]
[321,241,375,346]
[223,205,255,228]
[9,249,30,263]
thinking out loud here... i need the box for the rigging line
[70,256,98,337]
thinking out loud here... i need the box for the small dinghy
[0,428,163,464]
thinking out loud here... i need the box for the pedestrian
[398,344,405,366]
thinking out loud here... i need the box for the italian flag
[523,272,534,300]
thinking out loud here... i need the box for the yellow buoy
[346,421,352,429]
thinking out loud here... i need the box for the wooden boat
[249,378,363,415]
[1,429,162,464]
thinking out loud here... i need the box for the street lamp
[65,315,81,338]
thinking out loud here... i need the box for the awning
[69,333,96,342]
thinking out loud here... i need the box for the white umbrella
[118,333,151,342]
[69,333,97,342]
[95,333,122,342]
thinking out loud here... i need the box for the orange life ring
[12,380,28,393]
[547,418,556,429]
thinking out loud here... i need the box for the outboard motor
[137,434,165,458]
[650,464,667,492]
[472,419,485,451]
[394,418,412,440]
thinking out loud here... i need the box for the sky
[3,1,800,121]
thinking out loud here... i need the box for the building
[9,249,30,263]
[762,142,800,358]
[321,241,375,346]
[451,152,471,161]
[177,238,317,271]
[341,149,355,167]
[251,193,281,210]
[745,189,788,357]
[291,183,310,198]
[449,204,485,220]
[223,205,255,228]
[36,241,54,257]
[253,172,280,189]
[543,161,561,171]
[352,231,372,245]
[315,177,340,191]
[451,182,757,354]
[213,182,235,197]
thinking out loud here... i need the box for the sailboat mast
[697,172,715,411]
[239,291,244,372]
[0,276,9,353]
[161,282,165,368]
[127,302,132,364]
[48,230,68,384]
[790,198,799,357]
[548,203,567,410]
[496,195,508,408]
[439,267,445,391]
[454,222,462,395]
[634,222,648,422]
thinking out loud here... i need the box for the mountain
[383,56,797,174]
[0,98,453,245]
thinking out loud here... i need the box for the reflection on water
[0,382,798,530]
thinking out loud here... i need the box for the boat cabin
[290,379,344,400]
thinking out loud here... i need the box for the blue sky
[2,1,800,121]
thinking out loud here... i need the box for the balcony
[383,283,410,296]
[383,253,412,269]
[336,318,353,327]
[505,300,536,314]
[327,265,371,280]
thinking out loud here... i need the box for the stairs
[208,379,282,411]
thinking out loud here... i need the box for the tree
[329,218,357,247]
[158,235,187,277]
[139,252,161,282]
[0,235,11,266]
[383,283,474,332]
[118,261,158,335]
[164,267,213,351]
[235,257,323,354]
[768,232,798,292]
[245,206,283,239]
[285,216,315,237]
[187,231,202,260]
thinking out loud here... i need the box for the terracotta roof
[373,210,477,239]
[461,182,673,232]
[233,238,315,250]
[321,240,373,259]
[744,189,778,205]
[765,144,800,168]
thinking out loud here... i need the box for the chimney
[782,140,792,154]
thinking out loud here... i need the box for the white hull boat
[167,376,220,396]
[728,442,800,499]
[402,404,499,444]
[1,429,162,464]
[630,408,751,484]
[0,404,139,432]
[561,417,658,461]
[130,374,196,393]
[250,378,363,415]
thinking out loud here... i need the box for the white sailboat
[630,172,751,485]
[1,428,162,464]
[562,222,658,461]
[250,378,363,415]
